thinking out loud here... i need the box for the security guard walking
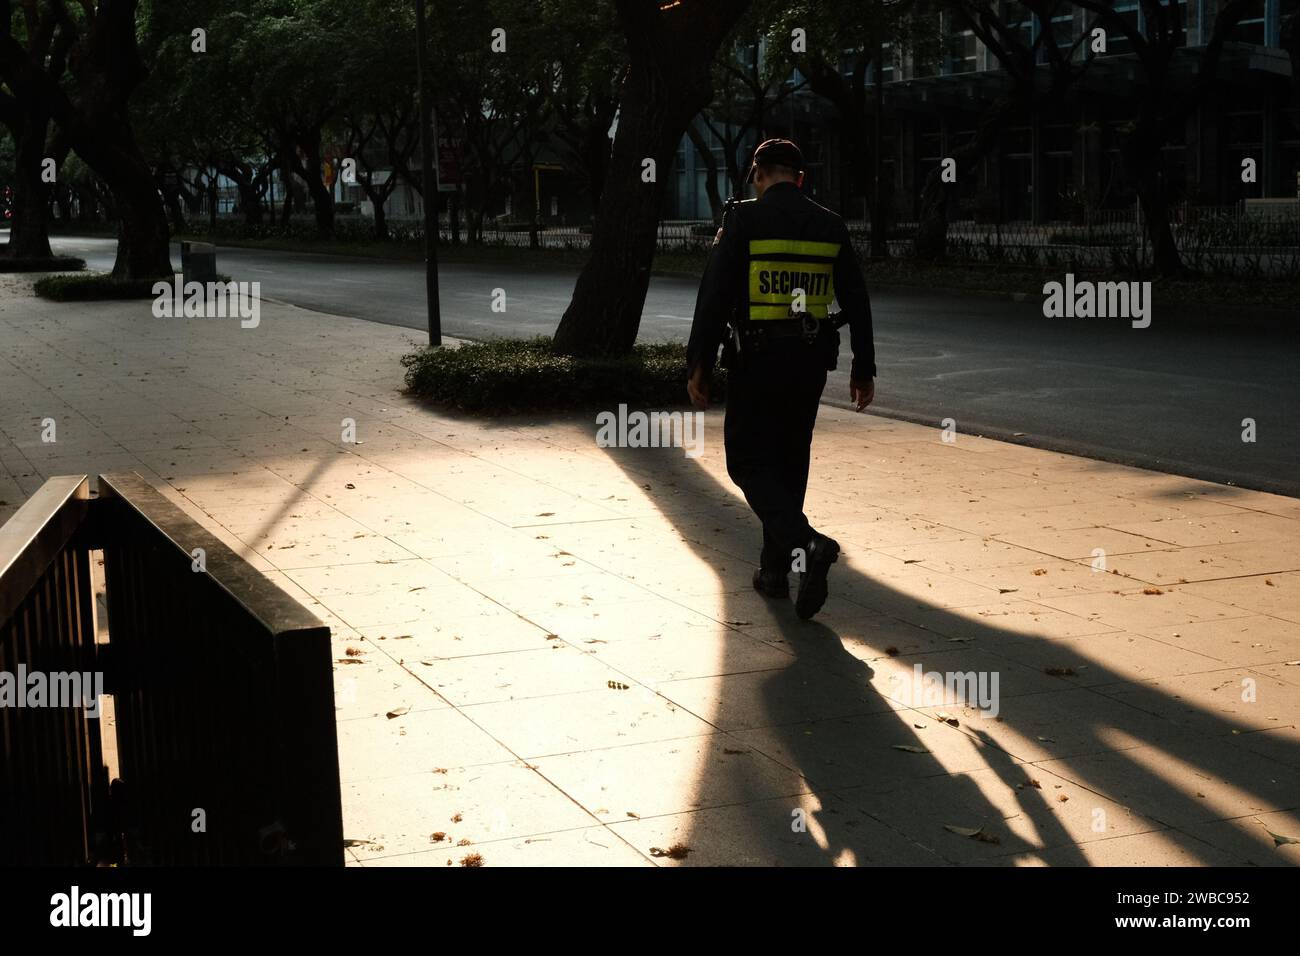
[686,138,876,620]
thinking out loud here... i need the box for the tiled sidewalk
[1,276,1297,866]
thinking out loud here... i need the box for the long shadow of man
[606,441,1091,866]
[601,425,1300,866]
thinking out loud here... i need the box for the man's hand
[850,377,874,411]
[687,365,711,410]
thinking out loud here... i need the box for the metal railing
[0,473,343,866]
[0,476,104,866]
[190,199,1300,276]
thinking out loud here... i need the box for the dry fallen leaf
[649,844,691,860]
[944,824,1001,845]
[1265,828,1299,847]
[892,744,931,754]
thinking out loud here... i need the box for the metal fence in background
[192,198,1300,278]
[859,202,1300,276]
[435,202,1299,276]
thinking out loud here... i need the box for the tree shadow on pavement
[600,434,1300,867]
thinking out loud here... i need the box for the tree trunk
[914,96,1016,260]
[363,180,390,239]
[1125,120,1183,276]
[686,120,722,224]
[163,186,186,233]
[237,179,264,226]
[14,3,175,279]
[54,183,72,223]
[5,111,54,259]
[74,185,95,222]
[280,145,296,226]
[721,125,745,197]
[207,173,218,231]
[552,0,750,357]
[297,136,335,237]
[1134,161,1181,276]
[72,134,173,280]
[110,164,174,280]
[585,109,615,210]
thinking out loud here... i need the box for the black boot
[795,532,840,620]
[752,566,790,600]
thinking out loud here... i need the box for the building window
[954,28,978,73]
[1228,0,1267,45]
[1103,1,1142,56]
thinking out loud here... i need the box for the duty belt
[731,312,846,359]
[745,315,822,340]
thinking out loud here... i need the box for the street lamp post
[415,0,442,346]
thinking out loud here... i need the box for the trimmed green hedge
[0,256,86,273]
[33,272,233,302]
[33,273,166,301]
[402,336,725,414]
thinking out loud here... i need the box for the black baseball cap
[745,138,805,182]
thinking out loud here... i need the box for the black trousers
[723,348,828,572]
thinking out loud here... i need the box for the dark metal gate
[0,474,343,865]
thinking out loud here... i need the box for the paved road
[42,235,1300,496]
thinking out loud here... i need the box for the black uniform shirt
[686,181,876,381]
